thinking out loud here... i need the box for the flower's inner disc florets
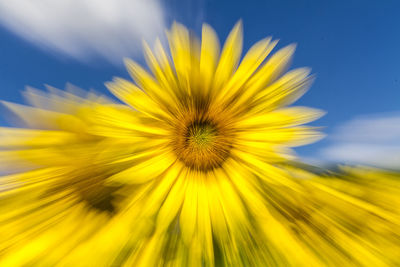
[186,122,217,150]
[173,111,233,171]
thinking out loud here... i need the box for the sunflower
[66,21,324,266]
[4,22,399,267]
[103,21,323,181]
[0,86,143,265]
[0,21,323,265]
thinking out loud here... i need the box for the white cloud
[0,0,165,63]
[320,113,400,169]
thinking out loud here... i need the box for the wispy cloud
[0,0,165,63]
[320,113,400,169]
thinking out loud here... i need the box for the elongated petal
[0,128,79,148]
[236,107,325,129]
[140,162,184,217]
[125,58,179,113]
[230,44,297,111]
[106,151,175,184]
[86,104,170,137]
[215,37,277,104]
[200,24,220,96]
[212,21,243,93]
[167,22,200,97]
[238,126,323,146]
[106,78,172,121]
[180,171,199,244]
[251,68,314,112]
[156,169,189,231]
[1,101,86,132]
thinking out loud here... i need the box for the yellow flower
[79,21,324,265]
[292,165,400,266]
[104,21,322,178]
[6,22,399,267]
[0,22,324,266]
[0,86,139,265]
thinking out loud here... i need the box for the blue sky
[0,0,399,165]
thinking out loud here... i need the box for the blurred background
[0,0,399,169]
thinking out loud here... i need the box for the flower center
[186,122,217,151]
[173,116,233,171]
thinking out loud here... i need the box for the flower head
[4,22,399,267]
[105,21,322,175]
[91,21,324,265]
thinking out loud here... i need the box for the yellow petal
[215,37,277,104]
[234,140,295,162]
[153,38,180,95]
[156,168,189,231]
[259,209,323,266]
[140,161,184,217]
[125,58,179,112]
[247,44,297,93]
[230,44,296,111]
[205,173,229,244]
[167,22,200,97]
[223,159,270,218]
[106,151,175,184]
[180,171,199,244]
[0,149,71,172]
[208,169,245,264]
[199,24,220,96]
[196,176,214,264]
[212,168,249,233]
[0,167,70,198]
[232,150,303,190]
[106,78,172,121]
[0,128,79,148]
[212,21,243,94]
[238,126,323,147]
[1,101,86,132]
[251,68,314,113]
[86,104,170,137]
[236,107,324,129]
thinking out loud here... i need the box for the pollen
[186,121,217,150]
[172,112,233,171]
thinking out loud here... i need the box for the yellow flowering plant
[0,22,399,266]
